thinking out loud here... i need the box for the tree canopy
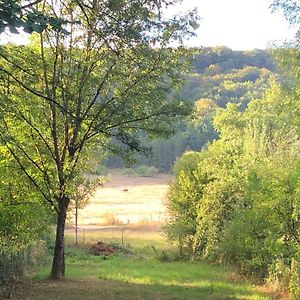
[0,0,67,33]
[105,46,276,171]
[0,0,199,279]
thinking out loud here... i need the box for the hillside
[105,47,276,171]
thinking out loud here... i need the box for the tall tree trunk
[50,196,68,279]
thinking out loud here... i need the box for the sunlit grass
[65,227,168,252]
[71,171,172,225]
[30,233,275,300]
[32,248,271,300]
[21,172,279,299]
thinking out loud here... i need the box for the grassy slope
[13,230,279,300]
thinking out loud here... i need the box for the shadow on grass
[13,276,271,300]
[24,245,274,300]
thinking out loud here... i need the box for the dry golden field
[72,170,173,227]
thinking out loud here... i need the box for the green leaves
[0,0,68,34]
[166,76,300,287]
[0,0,199,279]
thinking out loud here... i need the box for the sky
[1,0,297,50]
[169,0,297,50]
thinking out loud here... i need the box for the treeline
[192,46,275,74]
[166,49,300,296]
[105,47,275,171]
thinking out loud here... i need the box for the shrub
[267,259,291,292]
[289,259,300,299]
[122,168,135,177]
[136,165,149,176]
[220,208,277,278]
[151,246,184,262]
[122,166,159,177]
[108,241,133,255]
[144,166,159,177]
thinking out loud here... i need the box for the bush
[165,152,203,258]
[122,168,136,177]
[108,241,133,255]
[122,166,159,177]
[289,259,300,299]
[144,166,159,177]
[220,209,276,278]
[151,246,184,262]
[267,259,291,292]
[42,231,56,254]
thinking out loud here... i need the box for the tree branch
[0,66,74,118]
[0,134,58,212]
[21,0,43,9]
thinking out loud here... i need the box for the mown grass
[13,230,280,300]
[29,253,271,300]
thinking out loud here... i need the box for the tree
[0,0,67,34]
[0,0,198,279]
[270,0,300,27]
[166,79,300,291]
[166,151,203,255]
[67,177,99,247]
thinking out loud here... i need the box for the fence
[0,242,45,298]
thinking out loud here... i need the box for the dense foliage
[0,0,198,280]
[166,57,300,296]
[106,47,275,171]
[0,0,67,34]
[0,148,51,296]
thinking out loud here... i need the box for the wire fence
[0,242,46,298]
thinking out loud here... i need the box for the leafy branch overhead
[0,0,68,33]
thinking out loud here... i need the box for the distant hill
[176,47,274,109]
[104,47,276,171]
[192,46,275,74]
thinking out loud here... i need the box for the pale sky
[1,0,297,50]
[170,0,297,50]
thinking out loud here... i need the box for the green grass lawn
[12,231,282,300]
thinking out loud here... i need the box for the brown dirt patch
[87,241,117,256]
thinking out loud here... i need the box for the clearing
[11,171,284,300]
[13,233,281,300]
[75,170,172,226]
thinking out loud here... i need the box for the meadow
[14,231,281,300]
[11,171,285,299]
[74,170,172,226]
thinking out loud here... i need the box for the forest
[0,0,300,299]
[105,46,276,171]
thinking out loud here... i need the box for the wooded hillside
[105,47,276,171]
